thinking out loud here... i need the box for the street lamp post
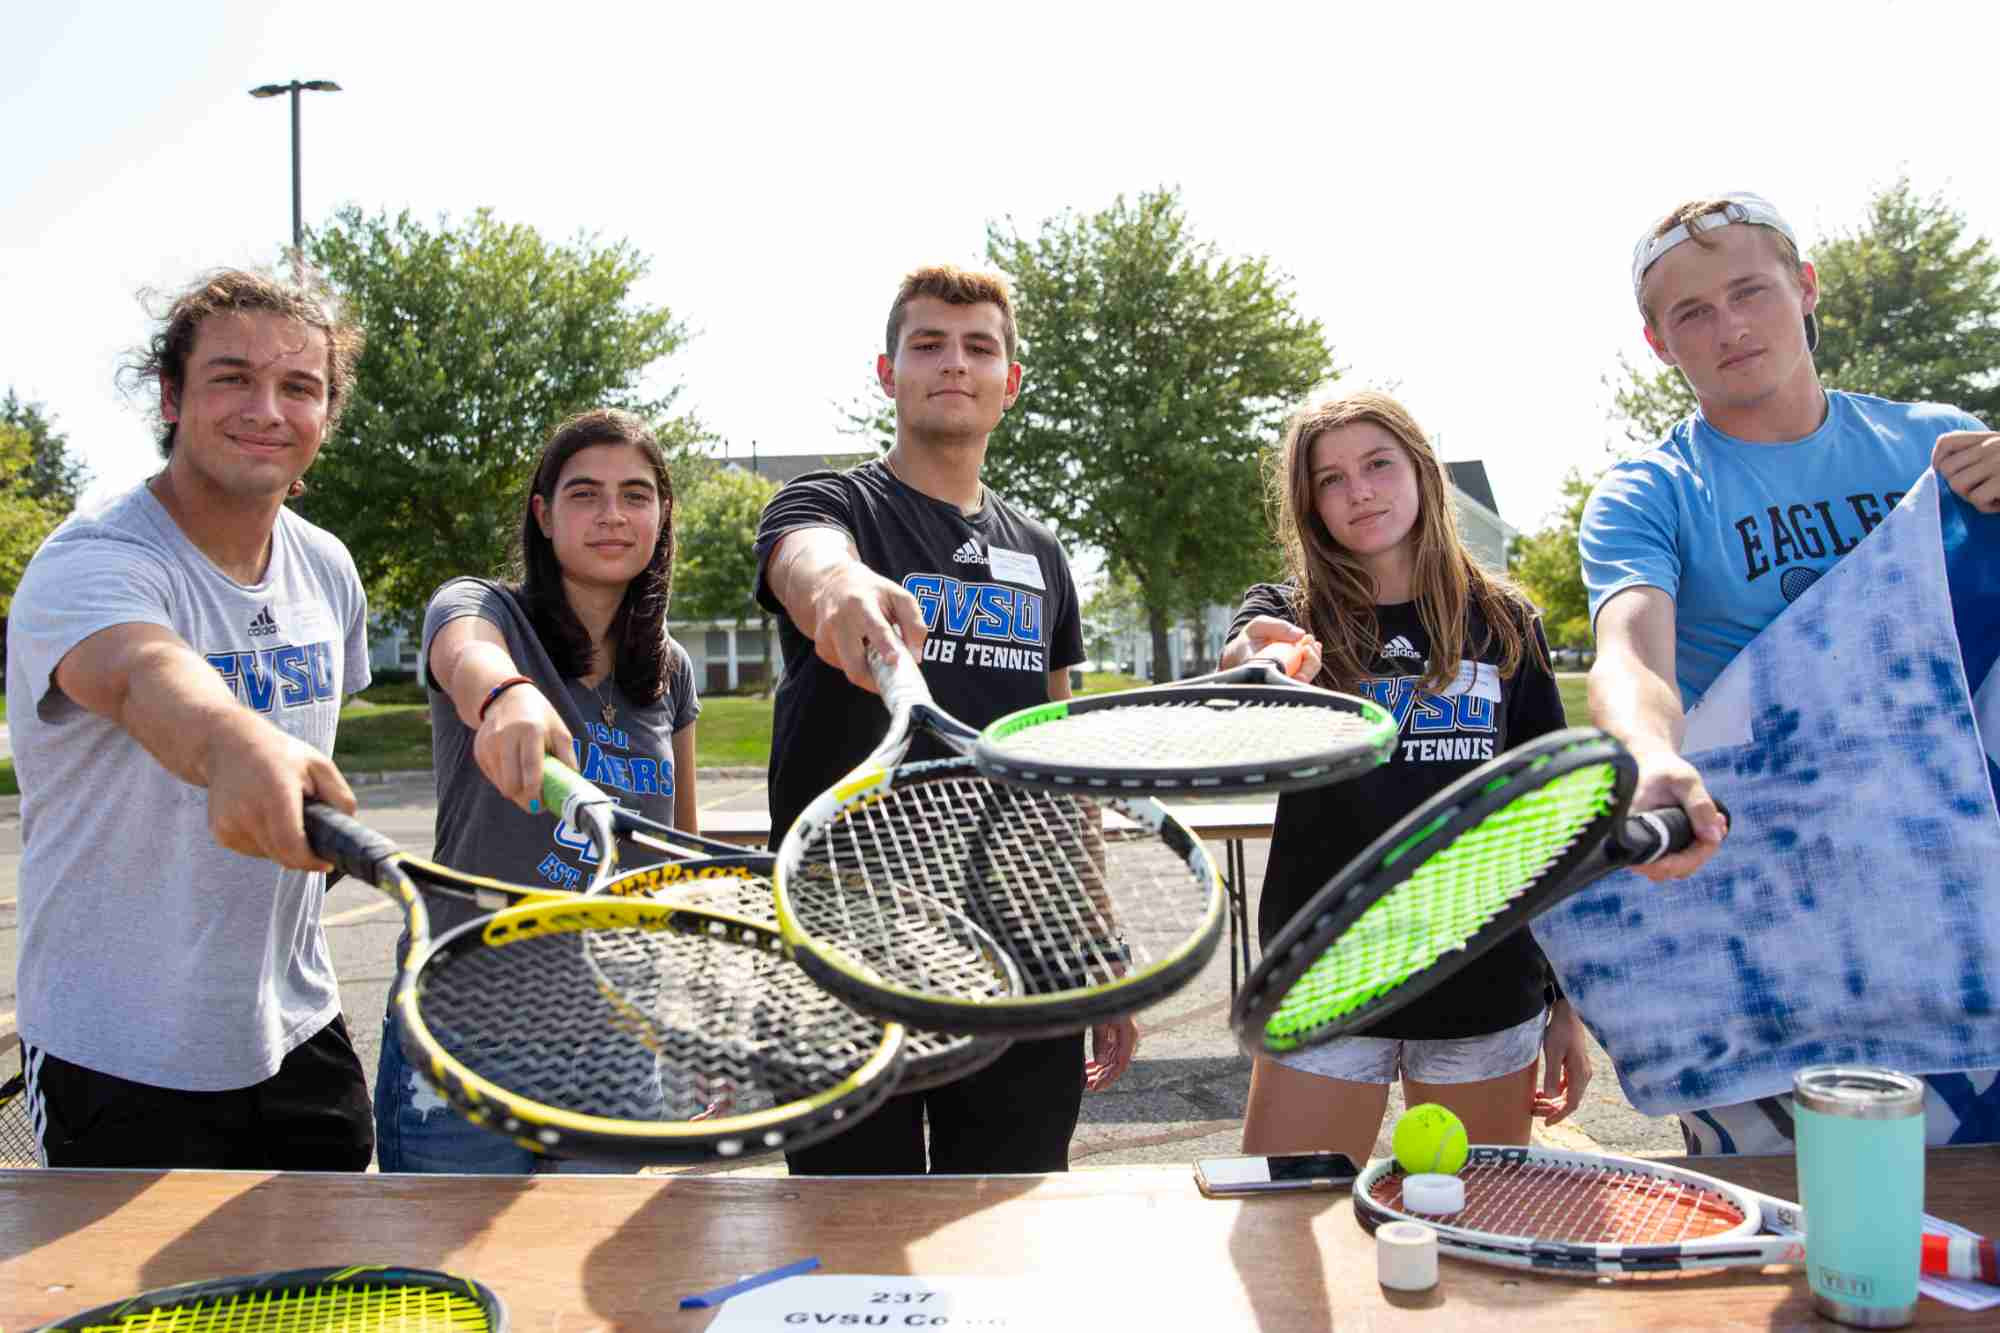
[248,79,341,266]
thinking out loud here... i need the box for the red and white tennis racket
[1355,1145,1996,1281]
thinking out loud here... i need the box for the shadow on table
[0,1168,160,1263]
[131,1170,537,1296]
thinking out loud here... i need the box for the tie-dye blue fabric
[1535,471,2000,1117]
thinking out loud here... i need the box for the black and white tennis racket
[28,1263,507,1332]
[977,641,1396,794]
[538,760,1016,1093]
[772,638,1226,1038]
[1,1034,37,1168]
[1355,1145,1993,1280]
[1234,728,1709,1056]
[306,804,905,1164]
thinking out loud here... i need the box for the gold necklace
[591,676,617,727]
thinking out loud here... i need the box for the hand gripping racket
[305,804,905,1164]
[537,759,1016,1093]
[28,1263,506,1332]
[1234,728,1711,1056]
[773,638,1226,1037]
[1355,1145,1997,1280]
[976,641,1396,794]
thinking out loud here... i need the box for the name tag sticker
[272,601,335,638]
[1446,660,1501,701]
[984,544,1046,591]
[706,1273,1107,1330]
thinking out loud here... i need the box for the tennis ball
[1393,1103,1469,1176]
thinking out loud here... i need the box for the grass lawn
[0,670,1597,796]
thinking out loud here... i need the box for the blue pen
[679,1256,821,1309]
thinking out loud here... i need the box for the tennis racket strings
[787,766,1209,1011]
[980,688,1390,790]
[1258,757,1624,1052]
[423,908,892,1130]
[1372,1154,1747,1248]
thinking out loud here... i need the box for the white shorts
[1274,1011,1546,1085]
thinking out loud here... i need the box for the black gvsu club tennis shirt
[754,460,1085,845]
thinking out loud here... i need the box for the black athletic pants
[785,1032,1085,1175]
[24,1014,374,1171]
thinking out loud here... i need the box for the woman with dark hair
[373,407,699,1174]
[1226,390,1587,1168]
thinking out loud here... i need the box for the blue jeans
[373,1014,536,1174]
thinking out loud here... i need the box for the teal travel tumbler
[1794,1066,1925,1328]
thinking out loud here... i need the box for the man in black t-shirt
[753,263,1105,1175]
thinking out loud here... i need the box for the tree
[1507,470,1593,651]
[673,463,780,692]
[984,188,1334,681]
[1609,177,2000,448]
[1,388,90,511]
[297,207,705,626]
[1,420,65,619]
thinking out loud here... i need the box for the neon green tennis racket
[1233,729,1709,1055]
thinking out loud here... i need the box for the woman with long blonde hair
[1226,389,1589,1164]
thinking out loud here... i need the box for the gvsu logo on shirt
[207,642,339,712]
[902,572,1047,672]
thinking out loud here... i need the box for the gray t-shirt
[421,578,699,935]
[5,482,370,1090]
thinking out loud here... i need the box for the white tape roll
[1377,1220,1439,1291]
[1403,1172,1466,1215]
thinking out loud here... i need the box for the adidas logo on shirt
[951,539,986,564]
[1381,635,1422,660]
[248,606,280,637]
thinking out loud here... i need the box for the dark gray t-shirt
[5,483,370,1089]
[421,578,698,934]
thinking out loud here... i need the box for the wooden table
[4,1150,1994,1329]
[698,801,1279,993]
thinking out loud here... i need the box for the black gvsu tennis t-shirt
[1230,583,1567,1041]
[755,460,1085,844]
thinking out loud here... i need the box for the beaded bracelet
[477,675,535,722]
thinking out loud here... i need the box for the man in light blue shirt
[1580,192,2000,1153]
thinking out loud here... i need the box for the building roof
[1445,460,1499,516]
[720,450,876,487]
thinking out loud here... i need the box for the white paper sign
[703,1273,1106,1330]
[983,544,1046,591]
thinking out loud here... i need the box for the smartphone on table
[1193,1151,1360,1197]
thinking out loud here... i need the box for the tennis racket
[1355,1145,1996,1280]
[537,759,1016,1093]
[1234,728,1708,1055]
[1,1033,38,1168]
[29,1263,506,1331]
[773,637,1226,1038]
[977,641,1395,794]
[306,804,905,1164]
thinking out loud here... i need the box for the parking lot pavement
[0,773,1684,1174]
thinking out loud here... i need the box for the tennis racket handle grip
[540,754,609,817]
[1614,800,1731,864]
[303,802,399,880]
[1922,1230,1999,1282]
[865,635,926,709]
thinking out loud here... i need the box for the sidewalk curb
[0,767,769,821]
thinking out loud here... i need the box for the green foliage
[674,464,778,624]
[1,388,89,511]
[1813,177,2000,423]
[297,207,705,626]
[834,380,895,452]
[0,420,66,618]
[1507,470,1594,649]
[1609,176,2000,449]
[984,187,1334,680]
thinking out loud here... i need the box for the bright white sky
[6,1,1998,543]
